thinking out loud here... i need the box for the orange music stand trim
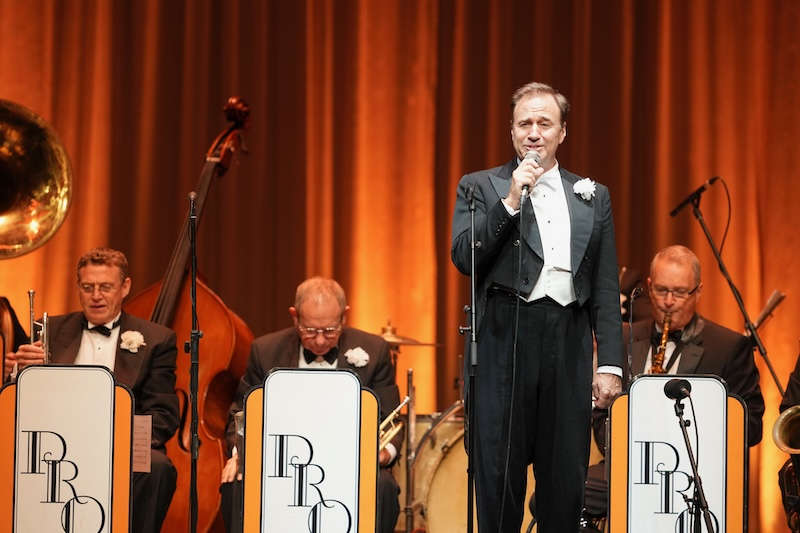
[607,393,747,532]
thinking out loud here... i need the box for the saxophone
[650,312,671,374]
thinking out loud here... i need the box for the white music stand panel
[262,369,362,532]
[14,365,115,532]
[627,375,727,532]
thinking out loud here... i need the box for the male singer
[451,81,623,532]
[7,248,179,533]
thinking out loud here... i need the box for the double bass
[125,97,253,532]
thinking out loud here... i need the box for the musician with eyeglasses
[219,276,402,533]
[593,244,765,453]
[5,247,180,533]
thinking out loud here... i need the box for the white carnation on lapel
[344,347,369,367]
[573,178,596,201]
[120,330,146,353]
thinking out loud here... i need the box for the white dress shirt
[525,164,576,306]
[297,346,338,369]
[504,162,621,378]
[643,341,681,375]
[503,163,576,305]
[75,313,122,371]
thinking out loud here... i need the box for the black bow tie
[84,318,121,337]
[303,347,338,365]
[651,327,682,347]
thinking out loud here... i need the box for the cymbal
[380,321,437,347]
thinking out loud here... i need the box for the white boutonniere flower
[573,178,596,201]
[120,330,146,353]
[344,347,369,368]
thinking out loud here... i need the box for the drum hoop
[411,400,464,469]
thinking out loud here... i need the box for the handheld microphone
[520,151,542,201]
[664,378,692,400]
[669,177,719,217]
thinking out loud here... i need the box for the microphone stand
[186,192,203,533]
[458,184,479,533]
[687,196,785,395]
[672,397,715,532]
[626,288,641,388]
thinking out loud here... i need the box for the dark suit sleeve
[367,340,403,452]
[225,340,271,454]
[451,173,518,277]
[721,335,764,446]
[140,330,180,449]
[589,186,624,368]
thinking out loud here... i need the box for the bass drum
[399,402,535,532]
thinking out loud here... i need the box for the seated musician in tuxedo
[593,244,765,451]
[7,247,179,533]
[220,276,402,533]
[581,245,765,531]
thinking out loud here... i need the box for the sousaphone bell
[0,99,72,258]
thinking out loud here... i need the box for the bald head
[294,277,347,315]
[290,277,349,357]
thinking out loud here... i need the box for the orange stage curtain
[1,1,799,530]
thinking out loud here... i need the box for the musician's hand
[379,448,391,467]
[5,341,45,378]
[592,373,621,409]
[220,455,241,483]
[505,155,543,210]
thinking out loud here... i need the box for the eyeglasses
[78,282,119,294]
[651,284,700,301]
[297,324,342,339]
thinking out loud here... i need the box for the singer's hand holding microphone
[506,150,542,210]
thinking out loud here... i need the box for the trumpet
[379,396,410,450]
[27,289,49,363]
[650,311,671,374]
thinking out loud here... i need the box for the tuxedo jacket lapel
[488,160,543,259]
[336,331,362,376]
[562,171,592,274]
[50,315,82,365]
[676,343,703,374]
[631,338,651,376]
[283,336,302,368]
[112,314,145,387]
[630,320,652,376]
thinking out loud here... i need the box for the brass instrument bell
[0,99,72,259]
